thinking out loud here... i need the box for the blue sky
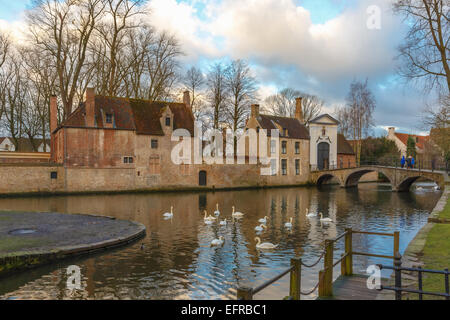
[0,0,436,136]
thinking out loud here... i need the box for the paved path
[0,211,145,276]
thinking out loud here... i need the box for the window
[149,157,161,174]
[282,141,287,154]
[105,113,113,124]
[123,156,133,164]
[4,144,9,151]
[270,140,276,154]
[283,128,288,136]
[270,159,277,175]
[256,126,260,133]
[281,159,287,175]
[295,142,300,154]
[295,159,300,175]
[322,126,326,136]
[50,171,57,179]
[151,139,158,149]
[165,117,171,126]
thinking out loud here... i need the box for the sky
[0,0,437,136]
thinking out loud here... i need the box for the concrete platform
[0,211,145,277]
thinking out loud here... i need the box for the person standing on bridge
[411,156,415,169]
[406,156,412,169]
[401,155,405,168]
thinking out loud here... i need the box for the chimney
[251,104,260,118]
[50,95,57,160]
[85,87,95,127]
[183,90,191,109]
[295,97,303,122]
[388,127,395,137]
[50,95,58,134]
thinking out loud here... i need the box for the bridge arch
[397,175,440,192]
[316,173,342,186]
[344,168,392,188]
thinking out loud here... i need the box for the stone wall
[0,164,65,194]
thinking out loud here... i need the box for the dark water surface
[0,182,441,300]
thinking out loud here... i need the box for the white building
[0,137,15,151]
[308,114,339,170]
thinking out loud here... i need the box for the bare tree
[224,60,257,131]
[93,0,146,96]
[394,0,450,93]
[27,0,105,119]
[423,94,450,159]
[334,104,352,138]
[0,32,9,70]
[206,63,228,130]
[263,87,323,123]
[345,79,376,164]
[182,66,205,119]
[0,31,11,122]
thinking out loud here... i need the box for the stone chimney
[85,87,95,127]
[295,97,303,122]
[251,104,260,118]
[50,95,58,134]
[50,95,57,160]
[388,127,395,137]
[183,90,191,109]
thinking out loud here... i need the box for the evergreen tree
[406,136,416,158]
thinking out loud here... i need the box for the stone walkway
[0,211,145,276]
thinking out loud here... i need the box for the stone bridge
[310,166,448,192]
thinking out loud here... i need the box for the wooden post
[393,231,400,263]
[323,239,334,297]
[343,228,353,276]
[318,270,325,298]
[394,252,402,300]
[237,287,253,300]
[289,257,301,300]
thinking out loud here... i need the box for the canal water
[0,182,441,300]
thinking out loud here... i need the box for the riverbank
[0,211,145,277]
[393,185,449,300]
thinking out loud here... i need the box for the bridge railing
[236,228,400,300]
[378,253,450,300]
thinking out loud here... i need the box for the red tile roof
[394,133,429,150]
[60,95,194,136]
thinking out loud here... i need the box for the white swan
[219,219,227,226]
[203,210,216,221]
[258,216,268,224]
[254,224,267,232]
[211,236,224,246]
[306,208,317,217]
[163,206,174,218]
[319,212,333,222]
[214,203,220,216]
[255,237,278,249]
[231,206,244,218]
[285,217,293,228]
[204,219,214,225]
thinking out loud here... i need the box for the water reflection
[0,183,441,300]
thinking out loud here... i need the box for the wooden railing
[318,228,399,297]
[236,228,400,300]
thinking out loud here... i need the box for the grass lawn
[437,196,450,219]
[419,196,450,299]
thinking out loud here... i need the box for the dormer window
[105,113,113,124]
[165,117,171,127]
[256,126,260,133]
[283,128,288,136]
